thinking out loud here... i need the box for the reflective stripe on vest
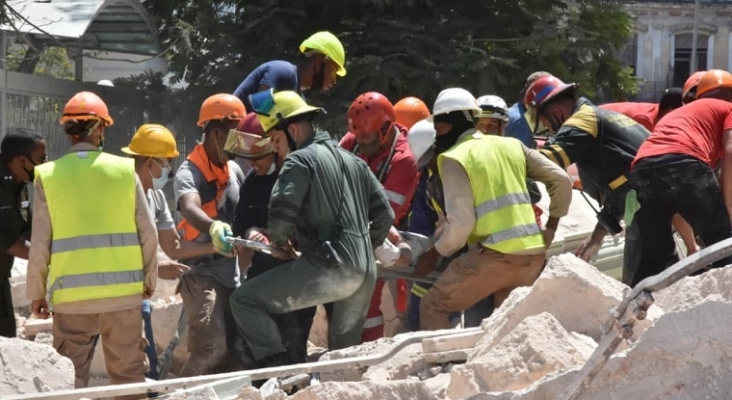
[411,283,429,298]
[438,135,544,254]
[36,151,144,306]
[385,189,407,206]
[363,315,385,329]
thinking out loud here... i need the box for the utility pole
[690,0,700,72]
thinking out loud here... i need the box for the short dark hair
[0,128,44,163]
[659,87,683,111]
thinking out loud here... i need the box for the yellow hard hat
[122,124,180,158]
[251,90,325,133]
[299,31,347,77]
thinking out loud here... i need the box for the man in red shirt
[601,87,683,132]
[340,92,419,342]
[625,69,732,285]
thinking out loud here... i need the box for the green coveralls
[230,131,394,361]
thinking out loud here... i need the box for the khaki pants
[178,274,240,376]
[420,245,545,331]
[53,307,147,395]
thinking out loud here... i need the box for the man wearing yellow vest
[419,88,572,330]
[173,93,246,376]
[26,91,159,390]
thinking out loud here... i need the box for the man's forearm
[182,206,216,233]
[7,238,29,260]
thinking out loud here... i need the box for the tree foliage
[143,0,639,139]
[7,45,74,79]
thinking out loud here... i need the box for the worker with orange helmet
[27,91,159,388]
[227,113,317,366]
[626,69,732,286]
[525,75,650,262]
[233,31,347,111]
[682,70,706,104]
[601,87,684,132]
[339,92,420,343]
[394,97,430,130]
[173,93,246,376]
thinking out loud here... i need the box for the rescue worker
[418,88,573,330]
[233,31,347,111]
[340,92,419,342]
[229,113,316,366]
[475,95,510,135]
[394,97,431,130]
[600,88,699,256]
[505,71,552,147]
[525,75,650,262]
[229,90,394,367]
[121,124,219,379]
[601,87,684,132]
[174,94,246,376]
[26,91,158,391]
[682,70,706,104]
[0,129,45,338]
[625,69,732,285]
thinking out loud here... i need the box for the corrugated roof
[2,0,160,55]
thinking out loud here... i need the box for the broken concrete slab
[290,381,439,400]
[308,305,329,350]
[422,329,484,354]
[0,337,74,396]
[447,312,595,399]
[655,264,732,312]
[362,343,425,382]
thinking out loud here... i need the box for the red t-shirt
[634,98,732,168]
[600,102,658,132]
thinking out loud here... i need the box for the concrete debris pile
[0,336,75,396]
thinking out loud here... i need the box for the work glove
[209,220,234,254]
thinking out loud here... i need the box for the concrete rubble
[5,194,732,400]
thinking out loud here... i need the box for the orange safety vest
[177,144,230,241]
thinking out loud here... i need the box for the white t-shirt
[146,189,175,231]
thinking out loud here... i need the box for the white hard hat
[407,118,436,168]
[428,88,481,122]
[476,95,509,122]
[97,79,114,87]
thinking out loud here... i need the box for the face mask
[265,160,276,175]
[151,161,172,191]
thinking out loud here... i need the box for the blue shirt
[408,170,438,237]
[233,61,299,111]
[505,102,536,148]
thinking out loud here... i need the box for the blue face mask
[151,160,172,191]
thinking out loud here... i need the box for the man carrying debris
[0,129,46,338]
[625,69,732,285]
[229,90,394,367]
[233,31,347,110]
[525,75,650,262]
[419,88,572,330]
[121,123,219,379]
[229,113,317,366]
[27,92,158,391]
[340,91,419,342]
[174,94,246,376]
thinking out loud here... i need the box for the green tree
[143,0,639,139]
[6,46,74,79]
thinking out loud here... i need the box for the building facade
[620,0,732,100]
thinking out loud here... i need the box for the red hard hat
[394,97,430,130]
[347,92,396,146]
[524,76,578,110]
[236,112,265,137]
[683,70,707,103]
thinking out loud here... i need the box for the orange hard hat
[682,71,706,103]
[198,94,247,127]
[59,91,114,126]
[348,92,396,146]
[696,69,732,99]
[394,97,430,130]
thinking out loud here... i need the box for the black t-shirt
[0,163,31,280]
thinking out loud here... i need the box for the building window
[618,34,638,75]
[673,33,708,87]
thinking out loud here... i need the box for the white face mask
[265,160,276,175]
[150,160,172,191]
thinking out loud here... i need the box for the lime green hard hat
[250,90,325,133]
[300,31,347,77]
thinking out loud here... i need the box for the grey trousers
[230,255,376,361]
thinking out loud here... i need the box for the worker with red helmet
[625,69,732,285]
[340,92,420,342]
[27,91,159,388]
[233,31,347,111]
[173,93,246,376]
[526,75,650,262]
[394,97,431,130]
[682,70,706,104]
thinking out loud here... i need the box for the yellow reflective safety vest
[36,150,144,306]
[438,134,544,254]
